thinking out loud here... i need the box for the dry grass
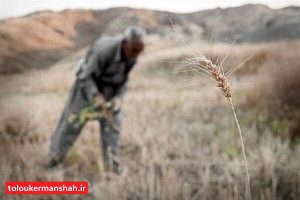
[245,41,300,140]
[1,39,300,199]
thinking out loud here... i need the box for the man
[47,26,145,173]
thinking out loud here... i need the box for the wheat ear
[169,18,250,199]
[196,56,251,200]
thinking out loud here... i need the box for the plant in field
[67,103,119,131]
[192,56,251,200]
[170,18,251,200]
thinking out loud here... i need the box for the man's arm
[115,83,127,99]
[77,49,105,104]
[108,83,128,111]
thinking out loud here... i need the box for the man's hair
[123,26,146,42]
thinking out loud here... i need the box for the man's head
[121,26,145,61]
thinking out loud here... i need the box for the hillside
[0,4,300,73]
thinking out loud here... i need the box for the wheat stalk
[169,18,251,199]
[194,56,251,200]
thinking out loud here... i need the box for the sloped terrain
[1,4,300,73]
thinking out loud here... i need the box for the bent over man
[47,26,145,173]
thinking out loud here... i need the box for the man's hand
[93,93,105,108]
[108,97,122,112]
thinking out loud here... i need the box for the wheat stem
[170,20,251,196]
[193,57,251,199]
[229,97,251,200]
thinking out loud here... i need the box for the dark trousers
[49,81,122,170]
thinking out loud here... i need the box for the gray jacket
[76,35,136,101]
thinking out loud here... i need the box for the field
[1,37,300,199]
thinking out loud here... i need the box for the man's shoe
[44,159,61,170]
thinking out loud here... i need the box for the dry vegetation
[1,38,300,200]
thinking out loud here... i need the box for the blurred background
[1,0,300,199]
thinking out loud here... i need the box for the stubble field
[1,38,300,199]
